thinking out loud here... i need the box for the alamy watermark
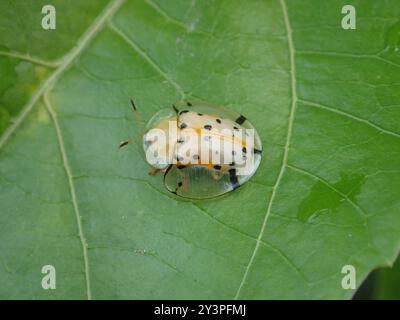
[341,264,356,290]
[341,5,356,30]
[41,5,56,30]
[41,265,56,290]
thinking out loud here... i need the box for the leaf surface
[1,0,400,299]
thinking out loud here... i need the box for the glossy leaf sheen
[0,0,400,299]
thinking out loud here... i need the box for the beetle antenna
[130,98,137,112]
[129,98,142,131]
[172,104,179,115]
[119,139,133,149]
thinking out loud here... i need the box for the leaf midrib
[234,0,297,299]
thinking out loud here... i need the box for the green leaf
[1,0,400,299]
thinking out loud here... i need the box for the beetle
[120,99,262,199]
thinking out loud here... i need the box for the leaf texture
[0,0,400,299]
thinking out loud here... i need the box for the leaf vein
[299,98,400,139]
[296,50,400,69]
[0,0,126,150]
[144,0,206,36]
[44,94,92,300]
[0,50,60,68]
[192,203,257,242]
[260,240,310,284]
[233,0,297,299]
[108,21,185,99]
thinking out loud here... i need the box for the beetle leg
[181,174,189,192]
[211,170,223,181]
[175,167,190,192]
[148,167,160,176]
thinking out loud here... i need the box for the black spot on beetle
[229,168,240,190]
[179,110,189,115]
[144,138,154,146]
[177,138,185,144]
[186,101,192,106]
[242,147,247,153]
[197,113,203,116]
[178,182,183,187]
[254,148,262,154]
[235,115,246,125]
[204,124,212,130]
[233,126,239,130]
[213,165,222,170]
[179,123,187,129]
[193,154,200,160]
[216,119,221,124]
